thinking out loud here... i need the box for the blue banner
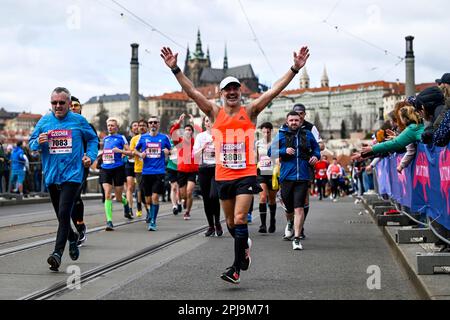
[375,142,450,230]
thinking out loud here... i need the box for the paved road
[102,197,419,300]
[0,196,420,300]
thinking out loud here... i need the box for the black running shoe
[124,203,133,219]
[269,219,276,233]
[69,241,80,261]
[258,225,267,233]
[204,227,215,237]
[172,207,178,215]
[177,203,182,213]
[220,266,240,284]
[47,252,61,271]
[215,225,223,237]
[105,221,114,231]
[77,224,87,247]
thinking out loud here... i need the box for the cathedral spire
[223,44,228,70]
[300,67,310,89]
[195,29,204,58]
[321,65,329,88]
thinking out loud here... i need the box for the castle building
[183,30,260,92]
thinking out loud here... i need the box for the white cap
[219,76,241,90]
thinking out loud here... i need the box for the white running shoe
[283,221,294,240]
[292,238,303,250]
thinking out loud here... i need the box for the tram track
[19,223,210,300]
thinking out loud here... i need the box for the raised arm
[161,47,219,119]
[249,46,310,119]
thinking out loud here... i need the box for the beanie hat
[415,86,445,114]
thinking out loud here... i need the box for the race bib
[203,143,216,163]
[319,169,326,176]
[259,155,272,171]
[102,149,115,164]
[332,173,338,179]
[48,130,72,154]
[221,143,246,170]
[146,142,161,159]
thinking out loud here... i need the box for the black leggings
[198,166,221,227]
[330,178,339,199]
[72,169,89,227]
[49,182,81,255]
[316,178,328,199]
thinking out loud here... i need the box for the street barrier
[375,142,450,232]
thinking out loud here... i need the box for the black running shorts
[124,162,135,177]
[100,166,126,187]
[215,176,262,200]
[281,180,309,212]
[142,174,165,197]
[167,168,178,183]
[177,171,197,188]
[257,170,275,191]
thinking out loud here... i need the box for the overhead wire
[237,0,277,77]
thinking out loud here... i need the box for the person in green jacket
[360,106,424,158]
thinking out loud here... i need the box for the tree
[340,119,348,139]
[95,101,109,133]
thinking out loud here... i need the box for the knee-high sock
[227,225,236,239]
[259,203,267,226]
[105,199,113,222]
[122,195,128,206]
[150,204,160,222]
[233,224,249,272]
[269,204,277,221]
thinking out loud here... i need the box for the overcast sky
[0,0,448,115]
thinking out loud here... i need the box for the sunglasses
[148,121,159,124]
[51,101,66,106]
[72,103,81,107]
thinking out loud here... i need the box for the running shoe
[258,225,267,233]
[292,238,303,250]
[240,238,252,271]
[177,203,182,213]
[215,224,223,237]
[148,221,157,231]
[269,218,276,233]
[247,213,252,224]
[183,212,191,220]
[124,203,133,219]
[69,241,80,261]
[105,221,114,231]
[204,227,215,237]
[282,220,294,240]
[47,252,62,271]
[77,224,87,247]
[220,266,240,284]
[136,210,143,218]
[172,207,178,215]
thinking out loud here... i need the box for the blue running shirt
[102,134,128,169]
[135,133,171,175]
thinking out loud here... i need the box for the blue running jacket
[29,111,98,186]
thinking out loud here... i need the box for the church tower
[223,44,228,70]
[321,66,329,88]
[300,67,310,89]
[184,29,211,87]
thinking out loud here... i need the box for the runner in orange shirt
[161,45,310,284]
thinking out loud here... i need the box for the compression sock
[259,203,267,226]
[234,224,249,271]
[227,225,236,239]
[105,199,113,222]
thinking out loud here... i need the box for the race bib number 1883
[49,130,73,154]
